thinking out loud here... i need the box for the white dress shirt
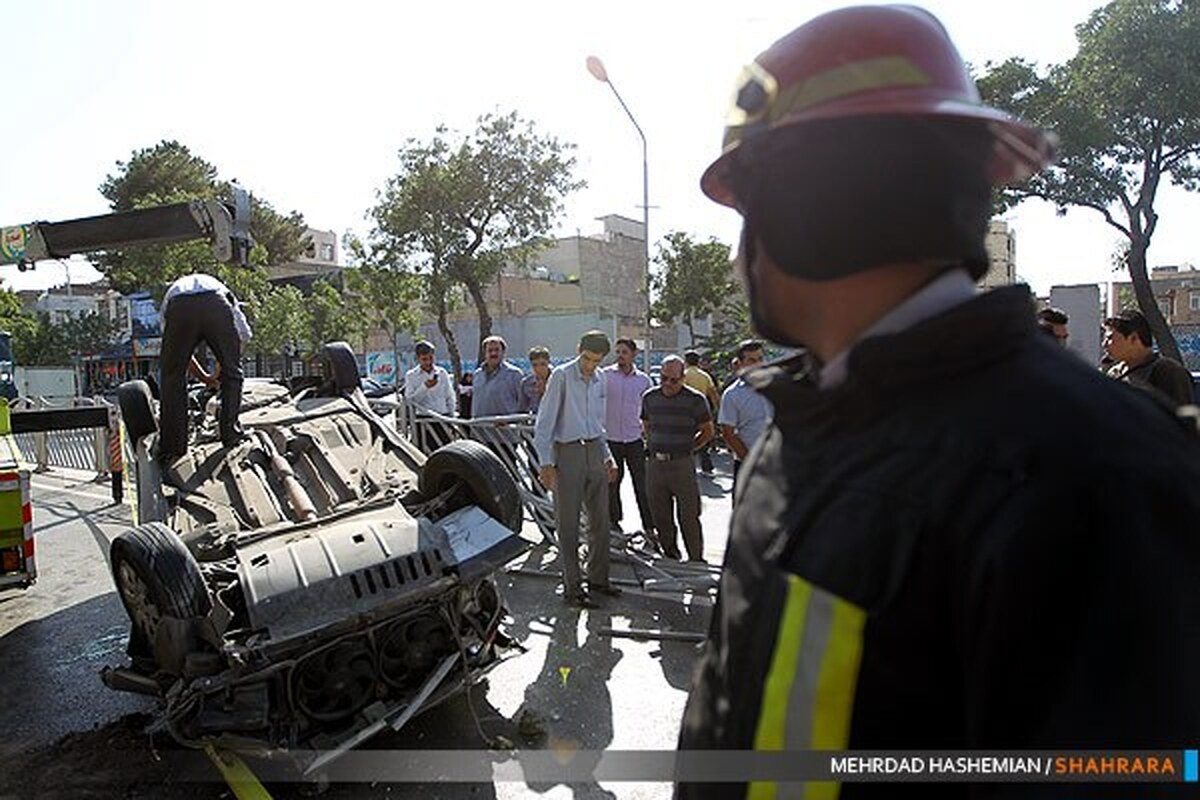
[403,364,456,415]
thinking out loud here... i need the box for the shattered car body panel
[105,356,527,769]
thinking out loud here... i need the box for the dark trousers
[553,440,611,595]
[159,292,244,460]
[647,456,703,560]
[732,459,743,505]
[607,439,654,534]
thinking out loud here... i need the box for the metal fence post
[93,397,110,479]
[33,397,49,473]
[107,405,123,504]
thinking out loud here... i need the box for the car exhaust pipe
[253,431,318,522]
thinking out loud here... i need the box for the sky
[3,0,1198,297]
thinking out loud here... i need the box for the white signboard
[1050,284,1102,367]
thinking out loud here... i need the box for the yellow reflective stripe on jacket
[747,574,867,800]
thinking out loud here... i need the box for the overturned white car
[103,343,527,771]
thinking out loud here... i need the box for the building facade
[981,220,1016,289]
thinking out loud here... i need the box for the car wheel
[110,522,211,672]
[116,380,157,444]
[319,342,360,392]
[420,440,523,532]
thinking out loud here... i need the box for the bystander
[533,331,620,608]
[603,338,655,537]
[718,339,773,501]
[642,355,714,561]
[1103,308,1193,407]
[472,336,525,417]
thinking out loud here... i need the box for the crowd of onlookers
[401,332,772,607]
[401,307,1195,608]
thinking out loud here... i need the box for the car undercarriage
[104,344,528,772]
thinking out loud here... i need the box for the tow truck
[0,190,252,591]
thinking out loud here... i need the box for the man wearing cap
[534,331,620,608]
[1104,308,1193,408]
[158,272,251,464]
[676,6,1200,797]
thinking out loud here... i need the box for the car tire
[320,342,360,392]
[111,522,211,672]
[420,440,523,532]
[116,380,157,444]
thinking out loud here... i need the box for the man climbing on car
[158,272,252,464]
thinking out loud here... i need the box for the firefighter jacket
[677,286,1200,799]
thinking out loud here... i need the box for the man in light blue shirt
[471,336,525,417]
[718,339,773,501]
[534,330,619,608]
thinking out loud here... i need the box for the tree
[95,140,309,300]
[977,0,1200,362]
[344,261,422,382]
[303,280,369,355]
[246,284,307,361]
[367,111,582,378]
[651,231,738,346]
[60,312,119,357]
[0,292,47,366]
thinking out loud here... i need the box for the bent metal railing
[396,402,557,542]
[395,401,722,598]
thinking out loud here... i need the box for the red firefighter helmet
[702,4,1056,207]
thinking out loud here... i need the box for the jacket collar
[747,285,1038,427]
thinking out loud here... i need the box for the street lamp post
[587,55,652,374]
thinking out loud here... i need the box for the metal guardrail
[8,396,124,501]
[396,402,557,542]
[396,401,722,597]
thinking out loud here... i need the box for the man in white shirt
[159,272,252,462]
[403,340,455,416]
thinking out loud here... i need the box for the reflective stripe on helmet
[724,56,931,152]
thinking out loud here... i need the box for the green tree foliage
[344,260,422,378]
[95,140,309,299]
[0,292,46,366]
[303,280,369,354]
[367,111,582,379]
[0,291,119,366]
[977,0,1200,362]
[60,312,120,357]
[246,284,307,359]
[651,231,738,345]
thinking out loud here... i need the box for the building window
[1191,292,1200,312]
[320,242,335,262]
[1158,297,1172,318]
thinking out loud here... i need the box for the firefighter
[158,273,251,463]
[677,6,1200,798]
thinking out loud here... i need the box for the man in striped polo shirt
[640,355,714,561]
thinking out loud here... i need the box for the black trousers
[159,292,244,460]
[607,439,654,533]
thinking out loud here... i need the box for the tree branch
[1018,187,1132,238]
[1163,142,1200,169]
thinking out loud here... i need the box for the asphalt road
[0,456,736,800]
